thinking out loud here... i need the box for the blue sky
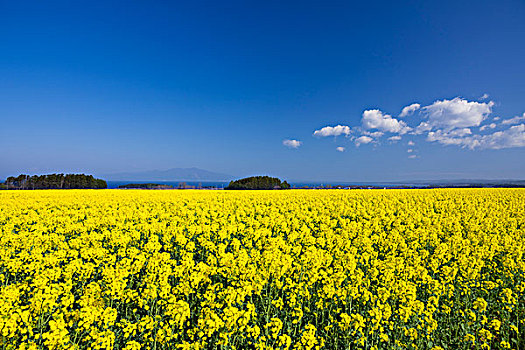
[1,0,524,182]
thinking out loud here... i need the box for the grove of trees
[1,174,107,190]
[225,176,290,190]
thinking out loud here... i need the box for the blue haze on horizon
[1,1,525,182]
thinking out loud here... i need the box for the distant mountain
[103,167,234,181]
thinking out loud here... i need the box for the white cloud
[450,128,472,137]
[414,121,432,134]
[426,128,472,147]
[399,103,421,118]
[362,109,411,134]
[407,149,414,153]
[475,124,525,149]
[355,135,373,146]
[427,124,525,150]
[480,123,496,131]
[362,130,384,138]
[408,155,418,159]
[388,135,402,142]
[421,97,494,130]
[312,94,525,152]
[282,139,302,148]
[313,125,351,137]
[501,113,525,125]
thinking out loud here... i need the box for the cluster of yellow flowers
[1,188,524,349]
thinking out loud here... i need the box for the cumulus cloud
[336,146,345,152]
[355,135,373,146]
[362,109,411,134]
[282,139,302,148]
[480,123,496,131]
[399,103,421,118]
[427,124,525,150]
[388,135,402,142]
[476,124,525,149]
[313,125,351,137]
[426,128,472,146]
[407,149,414,153]
[427,130,474,147]
[408,155,418,159]
[451,128,472,137]
[311,94,525,152]
[362,130,384,138]
[421,97,494,130]
[414,121,432,135]
[501,113,525,125]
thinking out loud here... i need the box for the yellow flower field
[0,189,524,350]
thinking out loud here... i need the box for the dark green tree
[225,176,291,190]
[1,174,107,190]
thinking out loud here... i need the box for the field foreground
[0,189,524,350]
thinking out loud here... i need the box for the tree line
[1,174,107,190]
[225,176,290,190]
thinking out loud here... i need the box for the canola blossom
[0,189,524,350]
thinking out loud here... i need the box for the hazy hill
[103,167,234,181]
